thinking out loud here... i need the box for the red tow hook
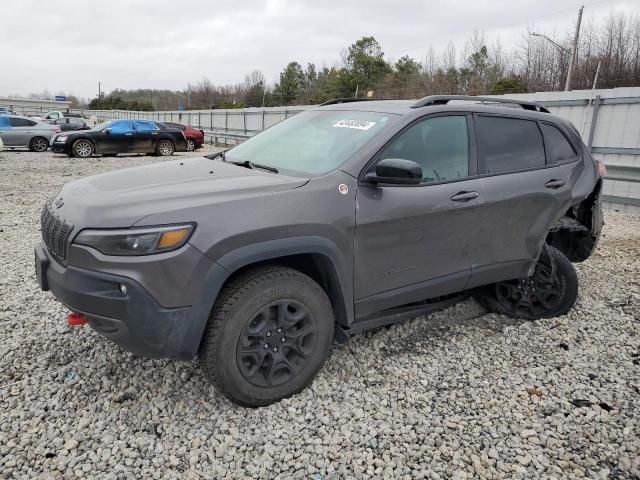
[67,313,88,326]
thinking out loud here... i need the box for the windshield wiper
[204,150,226,161]
[228,159,279,174]
[205,150,278,173]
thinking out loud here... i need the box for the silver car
[0,115,60,152]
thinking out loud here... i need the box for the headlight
[74,224,194,256]
[56,135,68,142]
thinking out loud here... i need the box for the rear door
[68,118,86,130]
[132,120,159,152]
[55,118,70,131]
[465,114,577,288]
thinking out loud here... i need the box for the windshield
[225,110,398,175]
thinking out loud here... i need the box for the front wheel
[72,139,93,158]
[155,139,175,156]
[199,266,335,407]
[476,245,578,320]
[29,136,49,152]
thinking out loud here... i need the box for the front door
[354,114,481,318]
[97,120,134,153]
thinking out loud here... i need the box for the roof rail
[411,95,550,113]
[319,97,393,106]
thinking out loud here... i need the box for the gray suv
[35,96,604,406]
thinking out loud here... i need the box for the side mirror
[365,158,423,185]
[104,128,112,134]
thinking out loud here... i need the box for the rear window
[133,120,158,131]
[10,117,37,127]
[541,123,577,164]
[478,116,545,174]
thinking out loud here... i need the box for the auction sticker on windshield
[333,119,376,130]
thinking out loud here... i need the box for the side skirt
[334,293,467,343]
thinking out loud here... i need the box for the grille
[41,205,73,262]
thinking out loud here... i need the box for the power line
[393,0,619,57]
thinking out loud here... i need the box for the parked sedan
[51,117,89,132]
[51,119,188,157]
[0,115,61,151]
[161,122,204,151]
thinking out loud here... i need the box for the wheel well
[218,254,349,327]
[157,137,175,146]
[545,179,602,262]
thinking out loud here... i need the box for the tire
[199,266,335,407]
[476,245,578,320]
[72,139,93,158]
[29,136,49,152]
[155,139,175,156]
[186,139,196,151]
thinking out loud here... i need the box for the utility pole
[565,5,584,91]
[98,82,102,99]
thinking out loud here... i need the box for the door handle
[545,179,565,189]
[125,133,133,136]
[450,191,479,202]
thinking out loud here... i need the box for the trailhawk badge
[338,184,349,195]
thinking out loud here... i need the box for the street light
[530,33,571,56]
[530,5,583,91]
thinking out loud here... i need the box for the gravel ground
[0,148,638,480]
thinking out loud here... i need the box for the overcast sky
[0,0,638,99]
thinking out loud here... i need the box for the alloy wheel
[74,141,92,158]
[494,259,563,317]
[236,300,318,387]
[32,138,48,152]
[186,139,195,151]
[158,141,173,156]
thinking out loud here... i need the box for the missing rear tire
[477,245,578,320]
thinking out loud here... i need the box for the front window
[379,115,470,183]
[91,121,111,131]
[225,110,398,175]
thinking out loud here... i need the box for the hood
[53,157,308,228]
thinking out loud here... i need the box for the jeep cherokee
[35,95,604,406]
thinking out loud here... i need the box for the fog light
[119,284,127,295]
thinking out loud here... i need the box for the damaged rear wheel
[477,245,578,320]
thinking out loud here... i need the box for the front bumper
[35,242,198,360]
[51,141,68,154]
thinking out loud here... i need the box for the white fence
[74,87,640,213]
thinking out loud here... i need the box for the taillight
[597,160,606,177]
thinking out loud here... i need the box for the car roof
[313,96,571,128]
[0,114,39,120]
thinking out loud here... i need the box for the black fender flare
[180,236,353,358]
